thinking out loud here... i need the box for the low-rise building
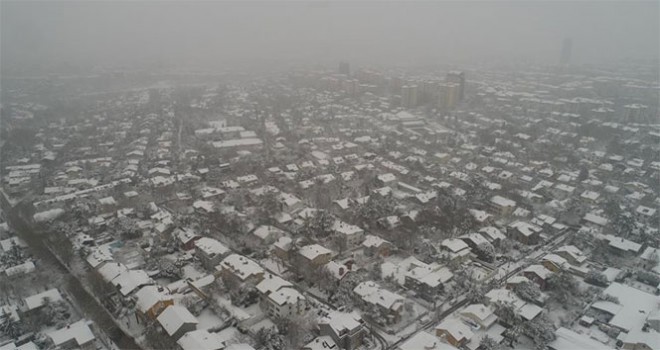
[435,317,474,347]
[404,264,453,302]
[459,304,497,329]
[157,305,198,340]
[298,244,333,270]
[24,288,63,313]
[440,238,471,261]
[361,235,392,257]
[333,221,364,249]
[174,227,201,251]
[194,237,231,270]
[216,254,265,286]
[177,329,227,350]
[47,319,96,350]
[489,196,516,216]
[398,331,458,350]
[554,245,587,266]
[523,265,554,290]
[135,285,174,320]
[256,274,306,319]
[319,311,368,350]
[507,221,542,245]
[353,281,404,324]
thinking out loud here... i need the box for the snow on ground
[572,321,617,347]
[216,327,241,344]
[380,255,408,285]
[377,329,402,345]
[546,300,574,327]
[396,320,421,339]
[33,208,65,222]
[213,295,259,323]
[181,263,205,280]
[196,308,225,330]
[120,313,145,337]
[249,317,276,333]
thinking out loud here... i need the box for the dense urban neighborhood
[1,57,658,350]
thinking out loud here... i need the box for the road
[1,198,141,350]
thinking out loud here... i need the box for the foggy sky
[2,1,658,73]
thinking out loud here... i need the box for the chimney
[339,267,344,276]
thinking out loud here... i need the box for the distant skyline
[2,1,658,74]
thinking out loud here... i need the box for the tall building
[446,71,465,102]
[438,83,460,110]
[560,38,572,65]
[339,61,350,76]
[401,85,418,109]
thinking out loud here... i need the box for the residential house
[548,327,616,350]
[298,244,333,271]
[319,311,368,350]
[435,317,474,347]
[278,192,304,214]
[398,331,458,350]
[582,213,608,228]
[332,198,351,216]
[485,289,543,321]
[303,336,338,350]
[377,216,401,230]
[602,234,642,256]
[460,304,497,329]
[459,233,491,251]
[250,225,286,246]
[174,227,201,251]
[157,305,198,340]
[24,288,64,313]
[404,264,453,302]
[478,227,506,245]
[440,238,471,261]
[216,254,265,287]
[47,320,96,350]
[353,281,404,324]
[134,285,174,320]
[489,196,516,216]
[361,235,392,257]
[111,269,153,296]
[541,254,569,273]
[194,237,231,270]
[507,221,542,245]
[323,261,352,287]
[523,265,553,290]
[177,329,227,350]
[619,329,660,350]
[273,236,293,261]
[469,209,493,225]
[376,173,397,186]
[256,274,306,319]
[554,245,588,266]
[504,275,531,290]
[333,221,364,249]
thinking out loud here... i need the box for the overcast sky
[2,1,658,73]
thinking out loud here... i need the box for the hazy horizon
[2,1,659,74]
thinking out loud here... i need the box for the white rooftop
[157,305,198,336]
[177,329,226,350]
[47,320,95,347]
